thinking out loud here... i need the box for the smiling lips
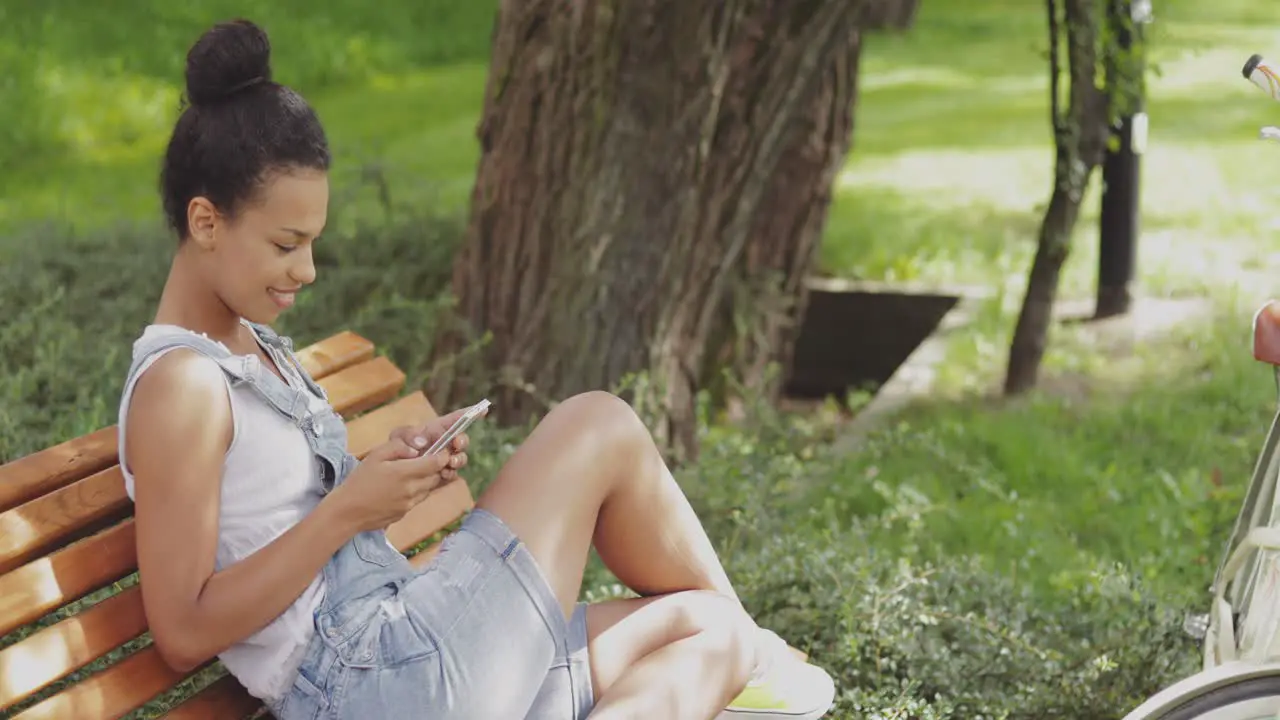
[268,288,297,309]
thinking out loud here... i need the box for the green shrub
[0,191,1217,717]
[0,194,466,463]
[674,404,1203,718]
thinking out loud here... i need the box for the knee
[669,591,757,684]
[548,391,651,458]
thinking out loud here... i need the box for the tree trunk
[1004,0,1111,395]
[711,32,865,412]
[431,0,914,459]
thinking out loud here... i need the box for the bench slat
[159,674,260,720]
[316,356,405,417]
[0,359,409,575]
[346,392,437,458]
[0,468,130,577]
[0,586,146,712]
[0,332,375,514]
[0,521,135,639]
[0,428,118,515]
[387,479,475,552]
[293,331,374,378]
[11,645,187,720]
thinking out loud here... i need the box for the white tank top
[117,324,325,702]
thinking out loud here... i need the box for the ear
[187,196,220,249]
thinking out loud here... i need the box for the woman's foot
[716,629,836,719]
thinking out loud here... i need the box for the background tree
[429,0,919,459]
[1004,0,1145,394]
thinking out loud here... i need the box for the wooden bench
[0,330,474,719]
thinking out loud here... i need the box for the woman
[118,18,836,720]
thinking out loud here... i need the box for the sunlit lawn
[6,0,1278,307]
[4,0,1279,608]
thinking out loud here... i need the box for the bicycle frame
[1199,302,1280,670]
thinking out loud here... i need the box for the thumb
[424,405,478,437]
[369,437,423,462]
[386,424,428,452]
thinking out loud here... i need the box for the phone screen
[424,399,491,456]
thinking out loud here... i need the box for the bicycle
[1120,53,1280,719]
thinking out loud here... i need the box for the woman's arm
[125,350,357,672]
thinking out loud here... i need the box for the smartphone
[423,399,491,457]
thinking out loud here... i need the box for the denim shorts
[268,508,595,719]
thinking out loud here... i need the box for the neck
[153,247,242,345]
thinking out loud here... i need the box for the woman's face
[188,167,329,324]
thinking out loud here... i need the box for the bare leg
[582,592,755,719]
[477,391,740,619]
[476,392,754,714]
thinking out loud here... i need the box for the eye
[274,243,296,254]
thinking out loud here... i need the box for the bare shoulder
[124,349,234,486]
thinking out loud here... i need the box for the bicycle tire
[1157,676,1280,719]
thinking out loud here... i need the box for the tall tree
[1004,0,1142,394]
[430,0,918,459]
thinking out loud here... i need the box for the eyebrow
[279,227,311,239]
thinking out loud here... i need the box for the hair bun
[184,19,272,106]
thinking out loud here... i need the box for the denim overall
[129,322,595,719]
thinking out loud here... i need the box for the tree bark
[430,0,917,460]
[1004,0,1111,395]
[710,33,864,410]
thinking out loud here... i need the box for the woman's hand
[327,437,453,533]
[386,404,483,482]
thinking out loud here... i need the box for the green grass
[0,1,495,233]
[805,0,1280,612]
[9,0,1279,303]
[5,0,1280,715]
[3,0,1274,616]
[828,0,1280,300]
[0,62,490,236]
[809,302,1271,605]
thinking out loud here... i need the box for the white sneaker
[715,629,836,719]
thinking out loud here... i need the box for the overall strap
[128,327,310,425]
[129,329,245,382]
[245,322,331,403]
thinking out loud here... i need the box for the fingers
[393,447,469,483]
[369,436,424,461]
[422,408,467,440]
[421,403,487,443]
[401,446,452,476]
[437,406,471,425]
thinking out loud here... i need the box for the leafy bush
[0,191,466,463]
[675,404,1204,718]
[2,194,1215,717]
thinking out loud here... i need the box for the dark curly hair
[159,19,331,240]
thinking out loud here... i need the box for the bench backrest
[0,331,475,719]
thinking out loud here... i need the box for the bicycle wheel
[1157,677,1280,720]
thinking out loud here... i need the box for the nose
[290,244,317,286]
